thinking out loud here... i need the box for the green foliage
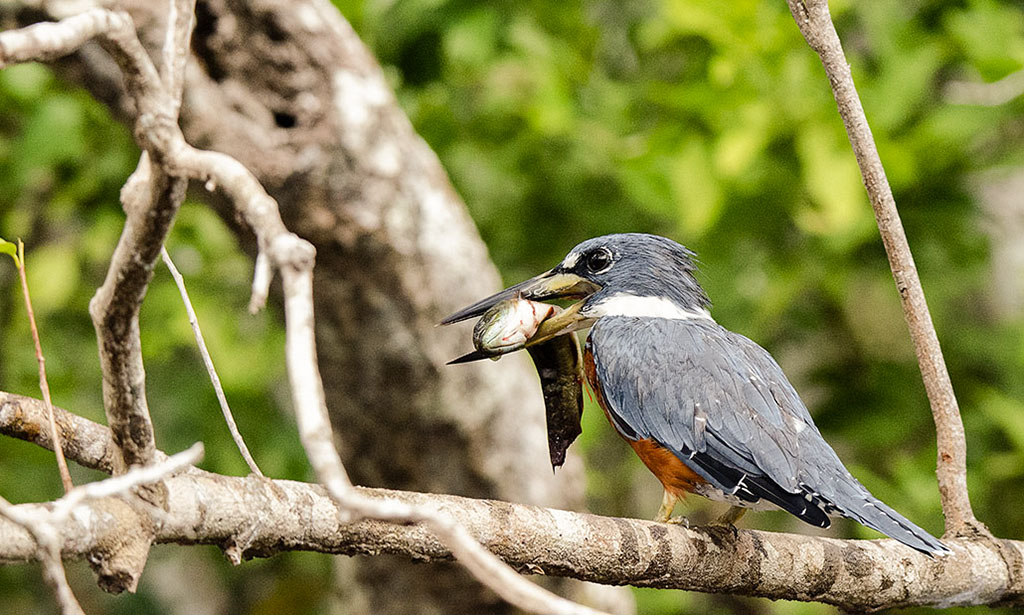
[1,0,1023,613]
[0,237,18,267]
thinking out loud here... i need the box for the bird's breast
[583,342,707,496]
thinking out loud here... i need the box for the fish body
[472,296,554,357]
[526,334,584,469]
[448,297,584,469]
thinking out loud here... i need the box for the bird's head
[441,233,710,330]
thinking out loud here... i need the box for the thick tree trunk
[4,1,626,612]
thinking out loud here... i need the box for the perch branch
[785,0,977,535]
[1,394,1022,611]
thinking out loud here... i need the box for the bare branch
[277,255,354,501]
[161,248,263,476]
[0,391,129,474]
[2,398,1023,611]
[90,156,184,469]
[785,0,978,535]
[159,0,195,110]
[0,8,113,67]
[0,496,84,615]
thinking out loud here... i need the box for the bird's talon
[707,521,740,539]
[665,516,690,528]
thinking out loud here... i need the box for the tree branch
[1,393,1022,612]
[785,0,978,535]
[0,392,128,474]
[0,439,202,610]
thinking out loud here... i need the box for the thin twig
[341,492,609,615]
[51,442,203,519]
[15,240,73,493]
[0,443,203,614]
[785,0,978,534]
[0,495,84,615]
[161,247,263,476]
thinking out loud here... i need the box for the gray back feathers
[588,316,949,554]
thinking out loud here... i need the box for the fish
[525,331,584,469]
[447,296,584,469]
[448,295,554,363]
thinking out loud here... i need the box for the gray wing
[588,316,949,554]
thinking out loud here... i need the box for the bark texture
[3,1,594,612]
[2,393,1023,613]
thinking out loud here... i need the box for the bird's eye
[585,248,613,273]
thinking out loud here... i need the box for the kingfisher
[442,233,949,555]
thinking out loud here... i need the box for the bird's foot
[655,490,681,524]
[712,505,747,527]
[664,515,691,528]
[708,506,745,539]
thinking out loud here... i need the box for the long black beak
[440,269,599,326]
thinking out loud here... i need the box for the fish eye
[585,248,613,273]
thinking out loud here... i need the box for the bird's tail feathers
[836,485,950,556]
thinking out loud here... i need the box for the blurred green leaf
[945,0,1024,79]
[670,137,723,237]
[0,237,19,267]
[794,122,873,246]
[24,242,79,316]
[978,388,1024,455]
